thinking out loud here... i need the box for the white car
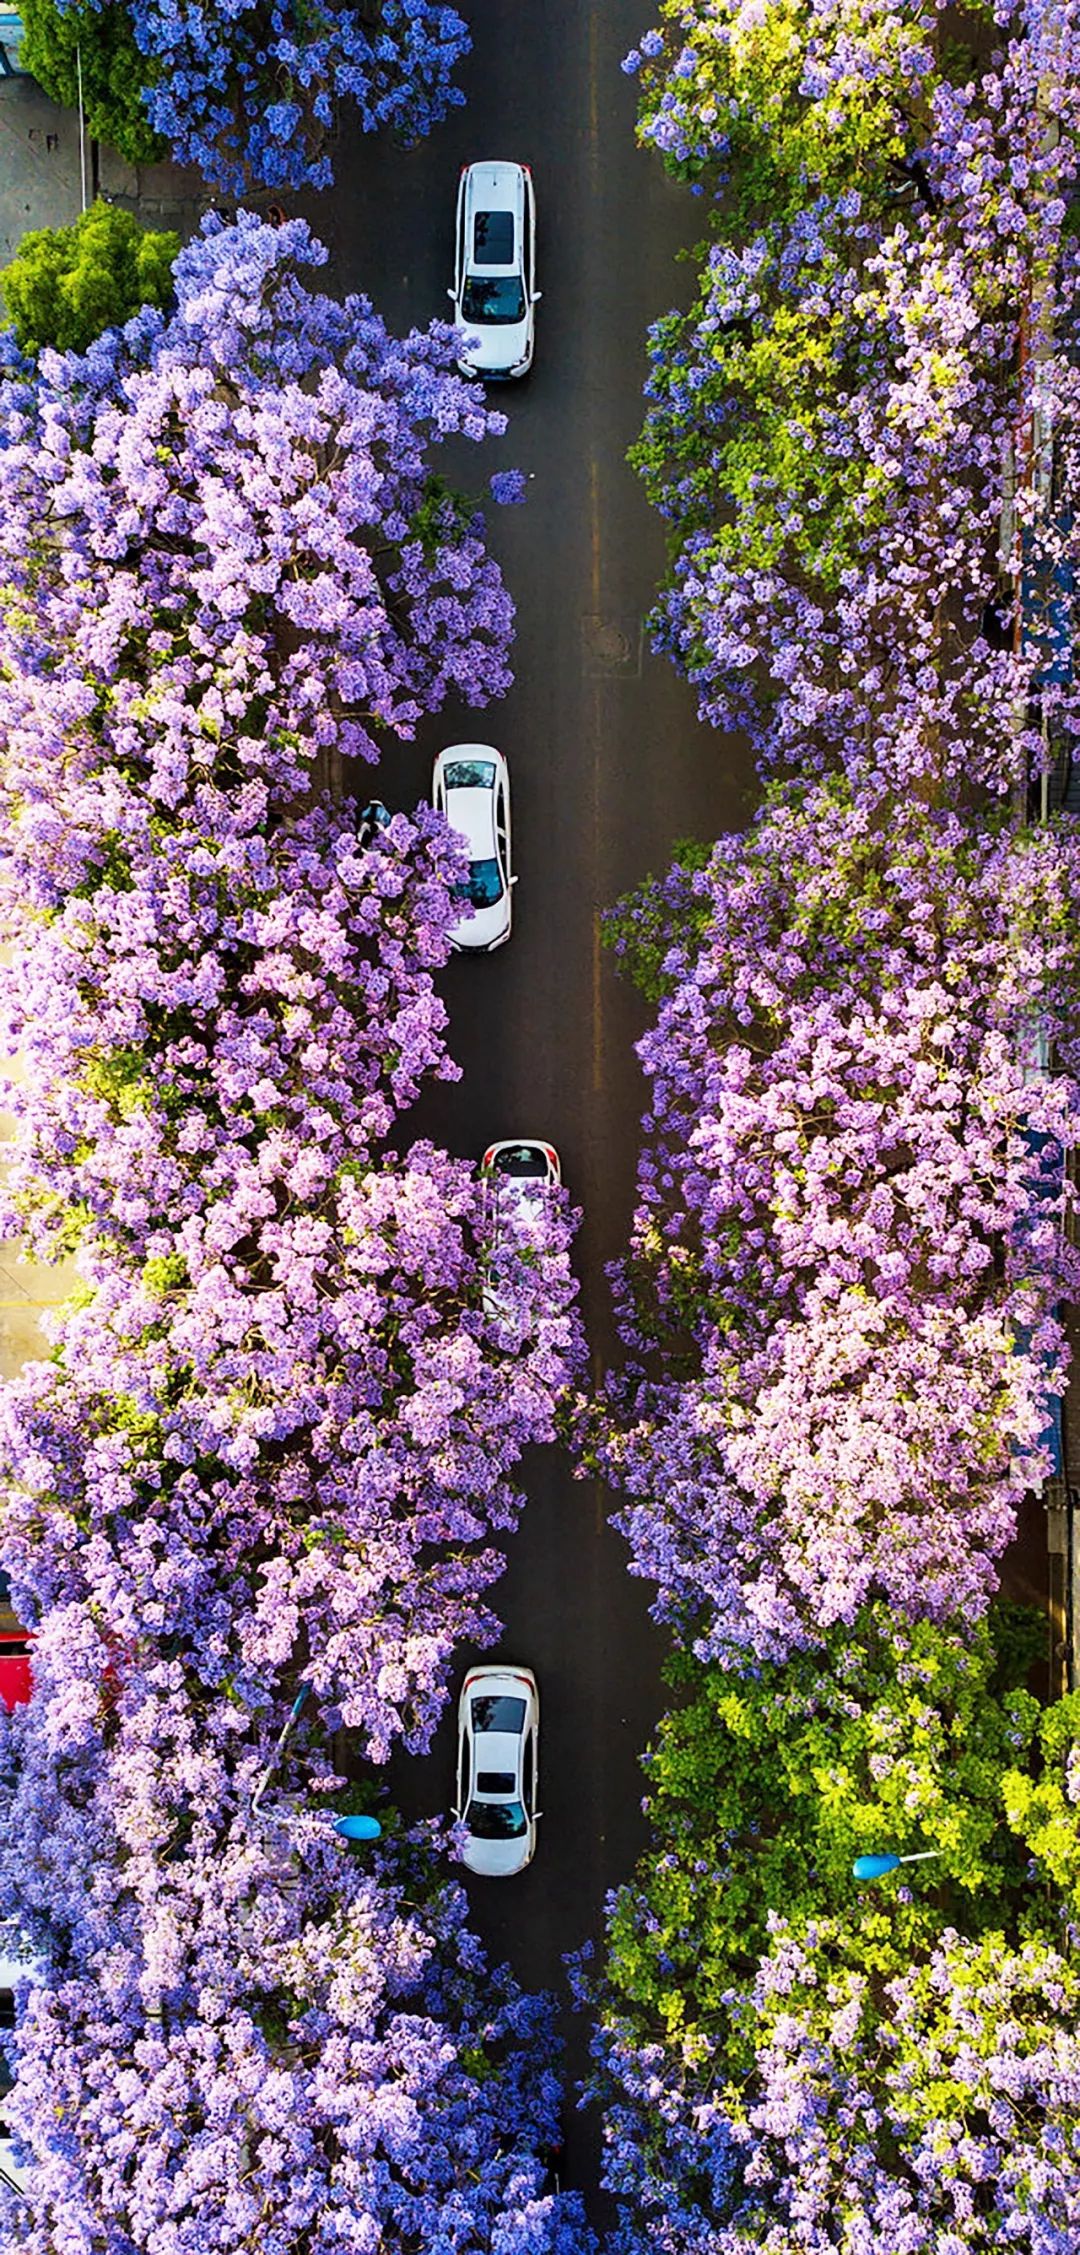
[454,1665,540,1876]
[449,160,539,380]
[481,1140,561,1239]
[0,1946,36,2199]
[480,1141,562,1332]
[433,747,515,952]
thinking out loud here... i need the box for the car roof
[464,160,526,208]
[464,164,525,274]
[444,786,496,860]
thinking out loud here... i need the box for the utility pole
[76,42,87,213]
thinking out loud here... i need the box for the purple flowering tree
[585,784,1080,1664]
[587,1919,1080,2255]
[0,212,590,2242]
[624,0,1080,798]
[578,1607,1080,2254]
[0,1648,592,2251]
[45,0,470,193]
[0,213,580,1752]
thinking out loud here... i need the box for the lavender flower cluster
[0,213,591,2248]
[581,3,1080,2243]
[591,787,1080,1663]
[52,0,471,192]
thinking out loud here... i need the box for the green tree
[603,1605,1052,2047]
[0,199,178,357]
[20,0,166,166]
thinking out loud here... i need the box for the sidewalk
[0,72,81,261]
[0,67,211,264]
[0,960,79,1387]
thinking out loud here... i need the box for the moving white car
[481,1139,561,1248]
[479,1141,562,1332]
[0,1945,36,2199]
[449,160,539,380]
[454,1665,540,1876]
[433,747,515,952]
[482,1139,561,1203]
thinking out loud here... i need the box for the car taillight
[482,1147,497,1170]
[543,1145,558,1169]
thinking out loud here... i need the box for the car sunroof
[474,210,515,265]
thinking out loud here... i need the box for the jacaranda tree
[29,0,470,192]
[585,781,1080,1664]
[580,1608,1080,2254]
[624,0,1080,799]
[0,214,589,2246]
[0,1648,594,2252]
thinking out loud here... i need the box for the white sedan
[0,1945,36,2199]
[480,1141,562,1330]
[454,1665,540,1876]
[449,160,539,380]
[481,1139,561,1248]
[433,746,515,952]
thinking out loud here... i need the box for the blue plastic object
[853,1853,900,1881]
[333,1813,382,1842]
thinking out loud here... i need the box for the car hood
[450,894,510,950]
[461,1829,531,1878]
[458,318,531,372]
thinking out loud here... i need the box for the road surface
[319,1,757,2210]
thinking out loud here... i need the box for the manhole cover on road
[582,613,644,677]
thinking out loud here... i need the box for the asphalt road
[316,1,757,2208]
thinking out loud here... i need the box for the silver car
[449,160,539,380]
[454,1665,540,1876]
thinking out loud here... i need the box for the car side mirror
[534,1809,543,1820]
[510,873,519,885]
[531,290,542,303]
[447,287,456,300]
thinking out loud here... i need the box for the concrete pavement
[0,60,209,264]
[0,71,82,263]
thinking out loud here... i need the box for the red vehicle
[0,1574,31,1710]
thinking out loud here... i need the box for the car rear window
[471,1694,526,1733]
[491,1146,547,1177]
[474,209,515,265]
[467,1799,527,1838]
[462,858,502,909]
[444,760,495,789]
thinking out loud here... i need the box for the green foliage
[0,199,178,358]
[603,838,712,1004]
[19,0,165,167]
[603,1607,1062,2049]
[1001,1689,1080,1913]
[408,472,481,559]
[635,1,996,226]
[632,280,893,598]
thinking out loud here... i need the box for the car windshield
[471,1694,526,1733]
[463,857,502,908]
[462,275,527,326]
[466,1799,527,1839]
[444,759,495,789]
